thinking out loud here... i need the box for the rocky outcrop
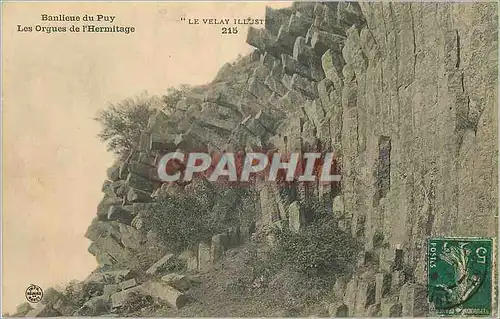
[115,3,496,315]
[178,223,256,272]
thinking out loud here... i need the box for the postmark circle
[25,284,43,303]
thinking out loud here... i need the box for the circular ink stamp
[427,237,493,316]
[25,284,43,303]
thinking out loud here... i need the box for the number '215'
[222,27,238,34]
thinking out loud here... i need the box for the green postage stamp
[427,237,494,316]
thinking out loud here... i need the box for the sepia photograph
[1,1,498,317]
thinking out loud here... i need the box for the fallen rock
[179,247,198,271]
[161,273,191,291]
[103,284,120,298]
[25,305,61,317]
[145,253,174,275]
[198,242,212,271]
[15,302,33,316]
[110,286,142,308]
[74,295,110,316]
[140,281,187,310]
[119,278,137,290]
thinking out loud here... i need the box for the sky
[2,2,291,314]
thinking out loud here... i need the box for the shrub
[162,85,191,109]
[272,214,361,278]
[210,186,257,227]
[95,94,158,156]
[148,193,223,254]
[149,183,254,254]
[63,280,87,309]
[121,291,153,314]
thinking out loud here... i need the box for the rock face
[85,218,151,268]
[43,1,495,318]
[331,3,496,315]
[139,281,188,310]
[239,2,495,316]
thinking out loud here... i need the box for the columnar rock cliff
[86,2,497,317]
[19,2,496,317]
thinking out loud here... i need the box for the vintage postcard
[1,1,498,317]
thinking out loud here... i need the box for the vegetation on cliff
[95,94,157,156]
